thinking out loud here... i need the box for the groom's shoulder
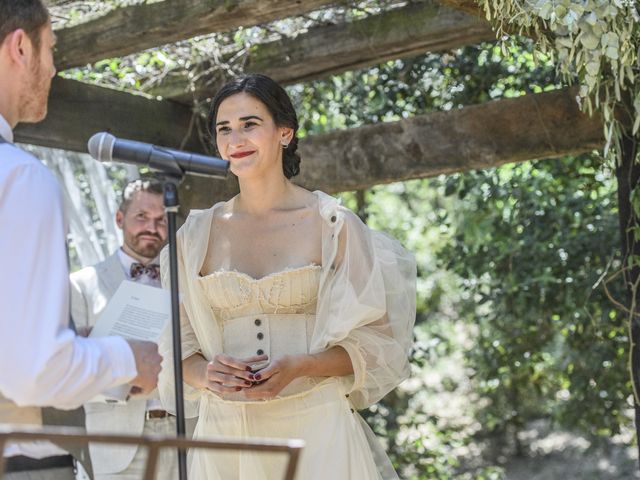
[0,143,53,181]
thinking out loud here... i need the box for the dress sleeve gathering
[313,203,416,410]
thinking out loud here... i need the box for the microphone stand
[88,132,229,480]
[163,177,188,480]
[87,132,229,480]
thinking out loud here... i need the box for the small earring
[281,141,289,149]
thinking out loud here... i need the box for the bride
[159,74,416,479]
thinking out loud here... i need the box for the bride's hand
[242,355,304,401]
[204,353,268,397]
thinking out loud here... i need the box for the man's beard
[128,232,164,259]
[20,63,50,123]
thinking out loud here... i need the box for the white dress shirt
[0,114,138,436]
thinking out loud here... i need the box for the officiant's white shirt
[0,114,138,455]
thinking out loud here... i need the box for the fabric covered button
[257,332,264,340]
[257,349,264,355]
[330,215,337,223]
[255,319,261,326]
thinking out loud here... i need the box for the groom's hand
[127,339,163,395]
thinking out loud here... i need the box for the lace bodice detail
[197,264,322,321]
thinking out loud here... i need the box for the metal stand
[163,179,188,480]
[89,133,230,480]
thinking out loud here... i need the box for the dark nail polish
[248,374,255,380]
[235,386,242,391]
[246,366,252,371]
[255,374,262,381]
[245,380,251,385]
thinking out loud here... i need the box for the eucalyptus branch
[477,0,640,162]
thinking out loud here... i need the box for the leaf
[584,11,598,25]
[585,61,600,76]
[579,33,600,49]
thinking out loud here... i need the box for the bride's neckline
[199,263,321,282]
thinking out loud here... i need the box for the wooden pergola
[23,0,640,473]
[19,0,604,209]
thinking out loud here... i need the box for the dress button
[257,332,264,340]
[257,349,264,355]
[331,215,337,223]
[255,319,261,326]
[350,408,355,413]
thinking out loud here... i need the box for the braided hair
[208,74,301,179]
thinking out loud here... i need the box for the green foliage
[289,39,558,138]
[439,156,630,439]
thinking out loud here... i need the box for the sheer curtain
[21,144,139,270]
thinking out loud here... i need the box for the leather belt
[145,409,172,420]
[4,454,74,473]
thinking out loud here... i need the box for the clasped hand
[204,353,303,401]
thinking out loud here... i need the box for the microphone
[87,132,229,179]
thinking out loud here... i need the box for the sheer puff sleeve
[312,192,417,410]
[158,207,223,417]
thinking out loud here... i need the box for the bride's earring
[281,140,289,149]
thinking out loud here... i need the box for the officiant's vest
[0,395,42,428]
[0,374,93,478]
[0,135,94,477]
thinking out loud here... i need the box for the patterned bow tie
[130,262,160,280]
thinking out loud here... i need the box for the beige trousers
[94,416,178,480]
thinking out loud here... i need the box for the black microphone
[87,132,229,179]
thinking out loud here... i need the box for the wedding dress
[159,191,416,480]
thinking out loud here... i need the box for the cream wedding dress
[159,191,416,480]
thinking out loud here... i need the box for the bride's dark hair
[208,74,301,179]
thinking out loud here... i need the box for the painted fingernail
[255,374,262,381]
[235,387,242,391]
[246,366,252,371]
[244,380,251,385]
[248,374,255,380]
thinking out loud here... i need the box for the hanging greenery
[477,0,639,158]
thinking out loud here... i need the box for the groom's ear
[116,209,124,229]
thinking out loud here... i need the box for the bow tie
[130,262,160,280]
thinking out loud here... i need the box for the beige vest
[0,393,42,427]
[0,372,93,479]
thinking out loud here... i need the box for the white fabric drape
[20,144,138,268]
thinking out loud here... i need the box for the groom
[0,2,162,478]
[71,179,179,480]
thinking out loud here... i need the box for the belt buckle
[145,410,166,420]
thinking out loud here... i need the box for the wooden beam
[45,0,73,6]
[436,1,544,37]
[53,0,334,71]
[150,2,495,102]
[293,88,604,193]
[436,0,484,17]
[14,77,203,153]
[15,81,602,208]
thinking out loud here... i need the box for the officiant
[70,178,179,480]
